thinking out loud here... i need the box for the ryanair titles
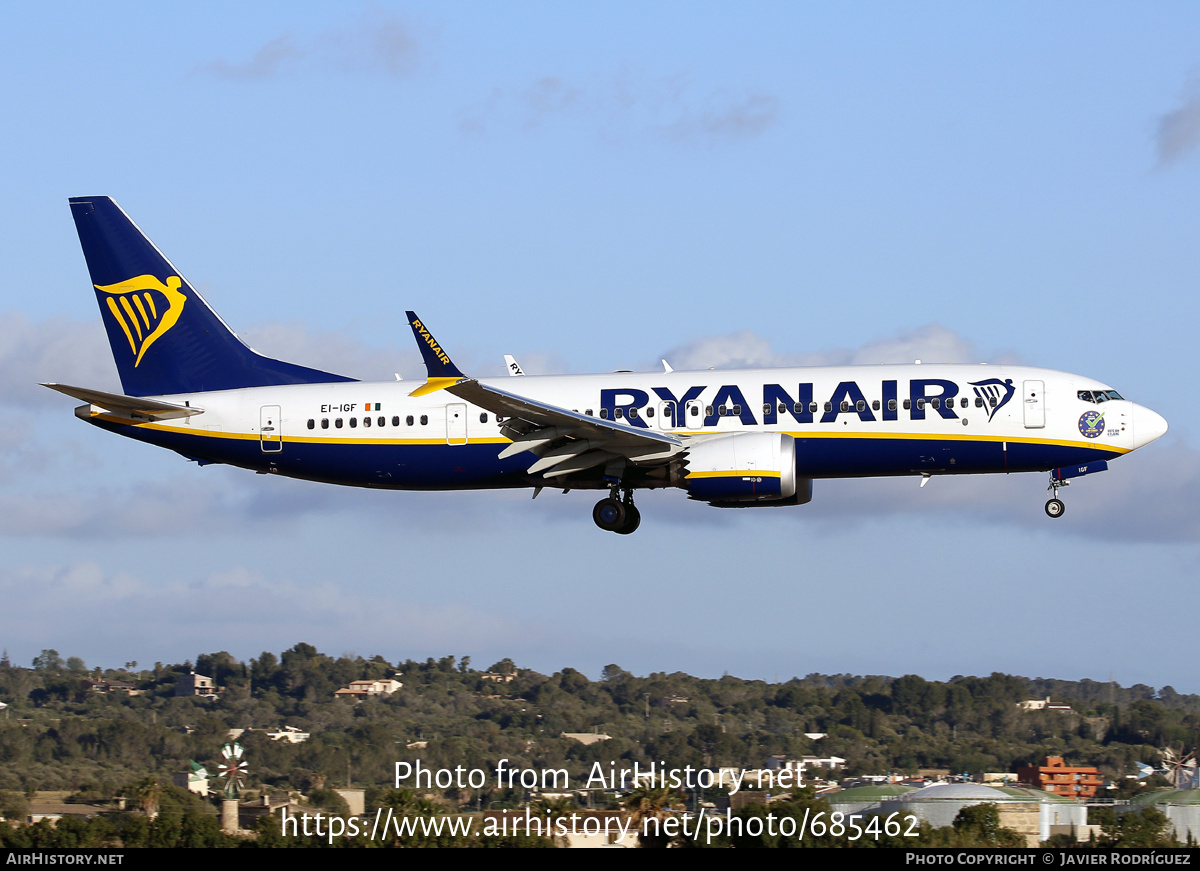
[409,317,451,367]
[599,377,1016,428]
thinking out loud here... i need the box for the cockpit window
[1079,389,1125,404]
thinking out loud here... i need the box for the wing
[405,312,683,481]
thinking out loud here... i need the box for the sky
[1,3,1198,694]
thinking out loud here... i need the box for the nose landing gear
[593,488,641,534]
[1045,474,1067,518]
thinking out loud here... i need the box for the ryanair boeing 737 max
[44,197,1169,534]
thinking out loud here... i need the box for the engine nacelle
[680,433,811,506]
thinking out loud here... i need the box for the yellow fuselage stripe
[91,414,1128,455]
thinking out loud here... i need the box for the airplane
[45,196,1169,535]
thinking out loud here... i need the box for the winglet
[406,311,466,396]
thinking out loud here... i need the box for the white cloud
[802,437,1198,543]
[1156,74,1200,166]
[461,73,779,145]
[238,322,423,383]
[0,561,558,668]
[0,313,117,407]
[202,11,421,80]
[521,77,583,131]
[660,92,779,144]
[660,323,985,370]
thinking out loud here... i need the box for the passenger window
[321,418,329,429]
[917,399,925,410]
[691,405,700,416]
[888,400,897,411]
[719,406,727,416]
[903,399,911,410]
[840,401,849,412]
[378,416,385,427]
[989,397,997,407]
[856,400,866,412]
[872,400,880,411]
[479,413,487,423]
[600,408,609,419]
[646,407,654,418]
[392,416,399,426]
[764,404,772,415]
[792,403,801,414]
[307,419,315,430]
[824,402,833,413]
[628,407,639,419]
[586,409,593,417]
[975,397,983,408]
[614,408,624,419]
[406,415,414,426]
[809,402,818,414]
[420,415,428,425]
[362,416,371,427]
[931,398,940,410]
[335,418,343,428]
[349,417,358,427]
[733,405,742,415]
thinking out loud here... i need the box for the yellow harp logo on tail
[95,275,187,367]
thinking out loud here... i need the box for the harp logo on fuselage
[95,274,187,367]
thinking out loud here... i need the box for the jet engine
[678,433,812,506]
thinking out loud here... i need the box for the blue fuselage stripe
[92,420,1121,490]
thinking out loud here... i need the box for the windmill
[216,742,249,798]
[1160,747,1198,790]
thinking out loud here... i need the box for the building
[81,679,141,696]
[1129,788,1200,843]
[561,732,612,746]
[175,672,219,698]
[1019,698,1074,713]
[263,726,310,743]
[334,678,403,700]
[1017,756,1103,799]
[871,782,1081,847]
[481,672,516,683]
[174,761,210,796]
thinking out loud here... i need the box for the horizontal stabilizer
[41,383,203,421]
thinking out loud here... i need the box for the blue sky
[1,3,1198,693]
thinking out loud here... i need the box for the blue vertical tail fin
[69,196,355,396]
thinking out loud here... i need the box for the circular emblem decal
[1078,411,1105,439]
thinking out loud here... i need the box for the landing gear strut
[1045,474,1067,519]
[593,488,641,534]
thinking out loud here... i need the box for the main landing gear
[593,488,641,535]
[1045,474,1067,519]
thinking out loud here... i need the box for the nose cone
[1132,404,1168,449]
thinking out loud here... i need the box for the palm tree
[623,786,684,848]
[130,777,163,820]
